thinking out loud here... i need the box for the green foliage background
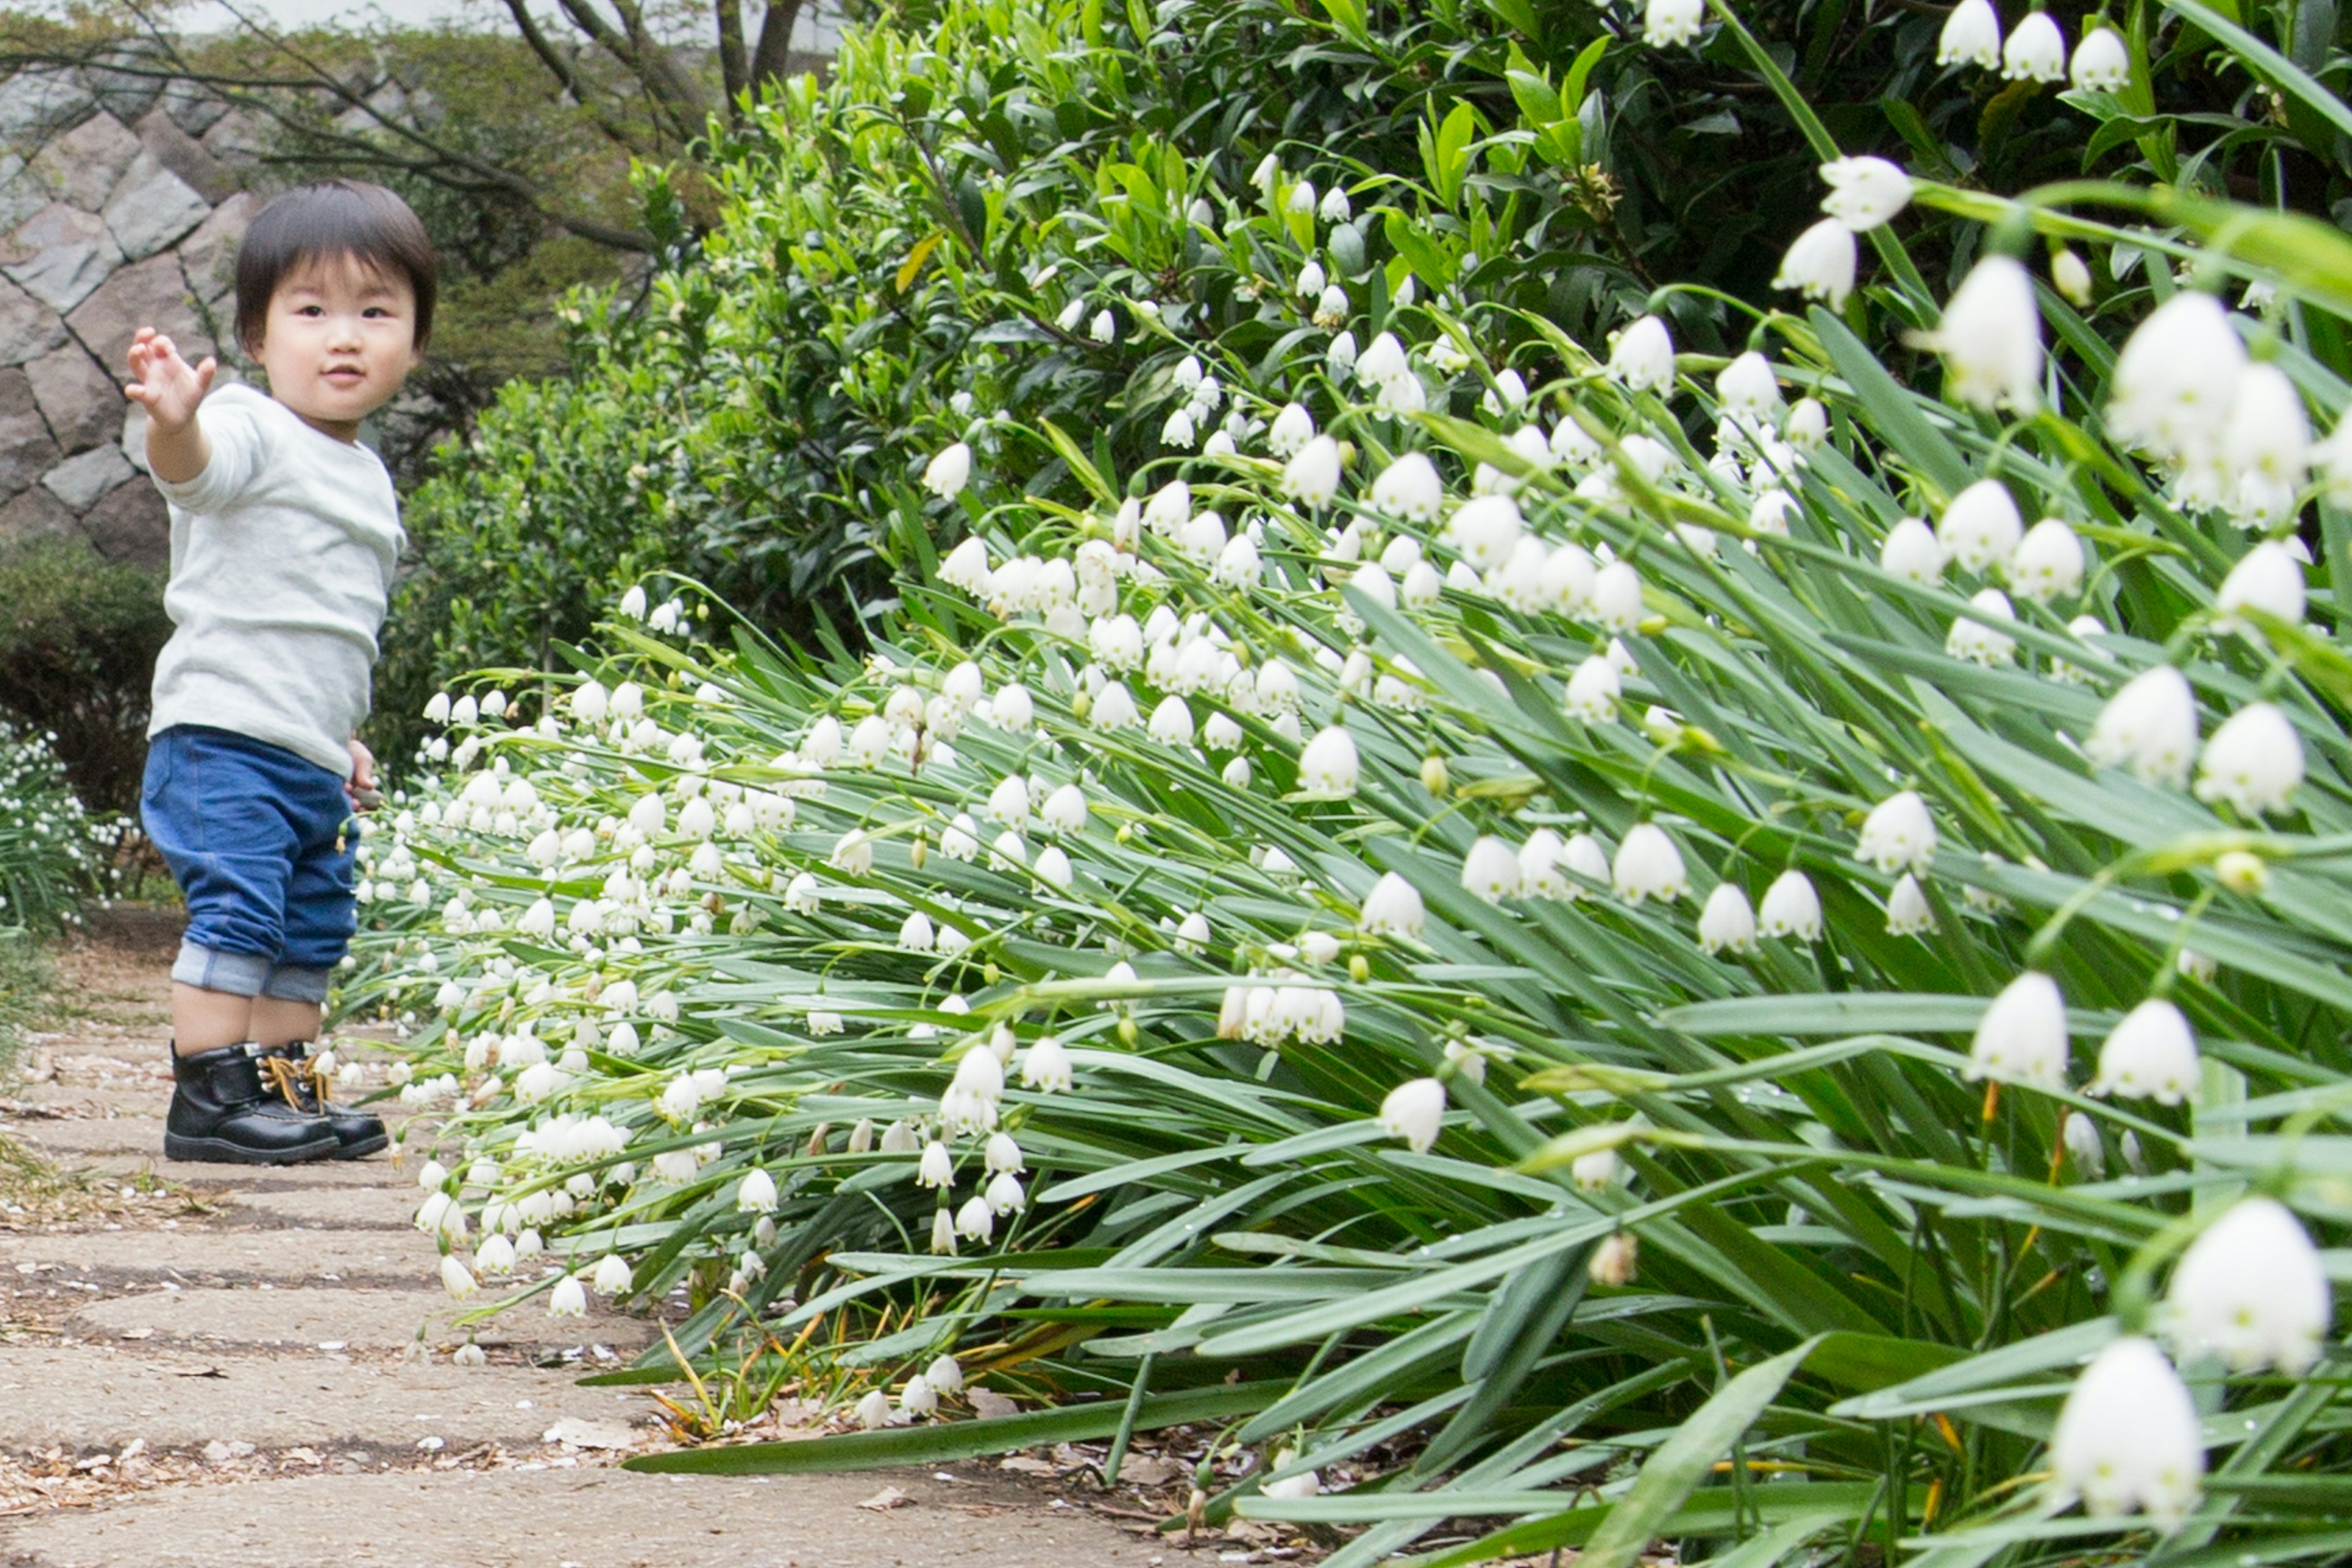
[375,0,2352,767]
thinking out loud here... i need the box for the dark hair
[233,180,437,356]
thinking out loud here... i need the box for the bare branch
[108,0,655,251]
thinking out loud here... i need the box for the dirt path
[0,913,1183,1568]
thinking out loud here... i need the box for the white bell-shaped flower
[2215,540,2305,632]
[1937,0,2002,67]
[1298,726,1361,796]
[922,442,973,499]
[2049,1336,2204,1530]
[1758,870,1823,940]
[1885,873,1936,935]
[2008,518,2084,603]
[2106,292,2246,464]
[2090,999,2199,1104]
[1607,315,1675,392]
[2220,363,2310,492]
[2194,701,2303,816]
[2168,1197,2331,1374]
[1564,655,1620,723]
[1923,257,2041,412]
[1360,872,1427,938]
[1268,402,1316,458]
[1282,436,1343,510]
[1937,480,2024,575]
[2000,10,2066,79]
[1443,495,1525,572]
[1591,562,1646,634]
[2070,25,2129,88]
[1819,156,1913,231]
[1020,1035,1074,1092]
[1643,0,1703,47]
[1370,451,1444,521]
[2086,666,2199,788]
[1773,219,1856,309]
[1880,516,1946,583]
[1461,836,1523,903]
[1863,790,1938,879]
[1378,1077,1447,1153]
[1947,588,2018,666]
[1965,971,2068,1091]
[1697,882,1758,956]
[1611,824,1688,904]
[736,1168,778,1213]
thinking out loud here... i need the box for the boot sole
[163,1131,341,1166]
[333,1132,391,1161]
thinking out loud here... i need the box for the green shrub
[0,720,116,935]
[0,538,172,818]
[350,1,2352,1562]
[380,0,2352,760]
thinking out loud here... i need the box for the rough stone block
[176,189,251,312]
[4,202,123,313]
[120,396,148,472]
[0,153,43,235]
[200,106,271,163]
[0,70,95,148]
[157,77,230,137]
[67,249,206,374]
[41,441,134,509]
[102,151,210,260]
[0,478,76,539]
[134,106,235,203]
[28,110,143,211]
[0,364,59,498]
[26,341,123,453]
[0,273,67,366]
[81,59,163,124]
[78,467,167,565]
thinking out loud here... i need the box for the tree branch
[747,0,804,100]
[714,0,747,111]
[111,0,655,251]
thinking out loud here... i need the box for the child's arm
[124,326,217,484]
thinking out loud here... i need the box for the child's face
[250,252,423,439]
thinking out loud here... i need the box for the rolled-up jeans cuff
[260,963,331,1004]
[170,941,271,998]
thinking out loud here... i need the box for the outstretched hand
[125,326,216,431]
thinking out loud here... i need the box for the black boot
[254,1041,390,1159]
[165,1044,341,1165]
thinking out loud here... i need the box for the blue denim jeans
[141,725,356,1004]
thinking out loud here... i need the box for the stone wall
[0,68,260,569]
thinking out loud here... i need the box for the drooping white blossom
[1965,971,2068,1091]
[1819,157,1913,231]
[1921,257,2041,412]
[1697,883,1758,956]
[2168,1197,2331,1374]
[1611,824,1688,905]
[2194,702,2304,816]
[1378,1077,1447,1153]
[2049,1336,2204,1531]
[2090,999,2199,1104]
[2086,666,2199,788]
[1938,0,2002,67]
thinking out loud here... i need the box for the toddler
[127,179,435,1164]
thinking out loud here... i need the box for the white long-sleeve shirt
[146,383,404,777]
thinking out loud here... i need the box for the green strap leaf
[624,1379,1287,1475]
[1577,1338,1822,1568]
